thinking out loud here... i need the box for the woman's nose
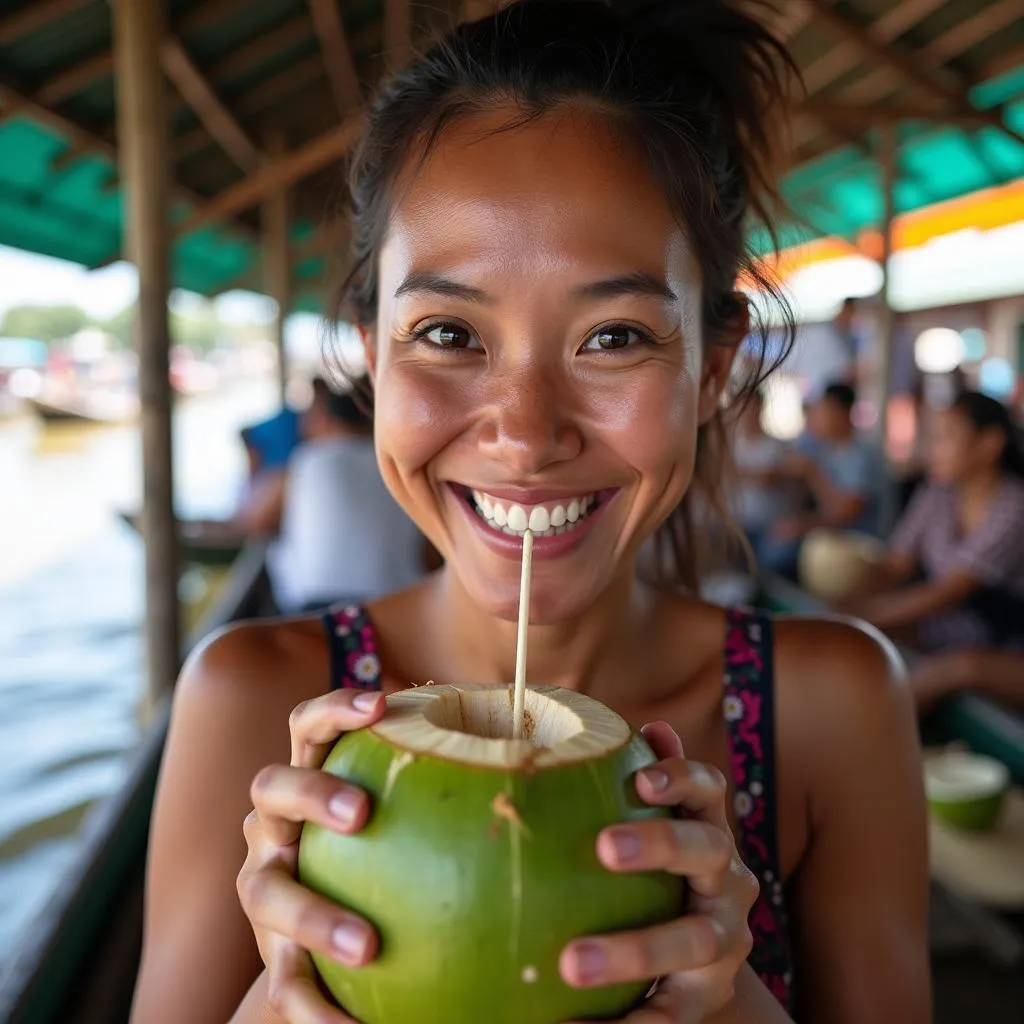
[477,369,583,477]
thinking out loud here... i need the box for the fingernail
[329,790,361,827]
[332,921,367,962]
[641,768,669,792]
[571,942,607,984]
[353,692,380,712]
[608,827,640,862]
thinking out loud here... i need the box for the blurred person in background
[844,391,1024,653]
[730,387,797,565]
[267,379,431,612]
[758,382,880,577]
[908,649,1024,712]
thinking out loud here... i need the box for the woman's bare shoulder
[771,614,918,794]
[773,613,907,703]
[175,615,331,733]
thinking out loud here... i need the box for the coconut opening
[372,684,631,769]
[421,686,584,747]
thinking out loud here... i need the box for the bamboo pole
[112,0,181,711]
[876,124,899,535]
[263,127,291,403]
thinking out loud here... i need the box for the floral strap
[722,607,795,1012]
[323,604,383,691]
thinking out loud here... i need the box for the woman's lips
[450,484,617,560]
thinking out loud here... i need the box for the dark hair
[329,0,798,587]
[822,382,856,413]
[952,391,1024,478]
[325,377,374,431]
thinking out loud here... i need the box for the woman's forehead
[380,108,697,287]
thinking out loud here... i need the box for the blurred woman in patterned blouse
[846,390,1024,655]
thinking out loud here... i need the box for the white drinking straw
[511,529,534,740]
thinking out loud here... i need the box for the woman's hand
[236,689,387,1022]
[560,723,759,1024]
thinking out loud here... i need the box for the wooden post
[111,0,181,711]
[876,124,899,534]
[263,127,290,404]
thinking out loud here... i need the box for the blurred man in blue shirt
[758,382,882,577]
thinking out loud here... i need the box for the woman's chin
[456,561,618,627]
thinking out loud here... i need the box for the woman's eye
[417,323,480,350]
[581,326,650,352]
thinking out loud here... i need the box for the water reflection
[0,381,279,966]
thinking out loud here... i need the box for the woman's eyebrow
[573,272,678,302]
[394,270,677,303]
[394,272,493,303]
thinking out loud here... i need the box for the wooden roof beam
[32,4,311,110]
[0,79,116,158]
[176,0,257,40]
[801,0,945,96]
[0,0,93,46]
[37,50,114,106]
[175,118,363,237]
[0,77,259,241]
[160,36,261,172]
[839,0,1021,108]
[802,100,994,129]
[174,55,325,165]
[983,42,1024,83]
[926,0,1023,66]
[49,138,93,171]
[308,0,361,116]
[805,0,965,110]
[0,92,26,123]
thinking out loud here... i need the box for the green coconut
[298,683,686,1024]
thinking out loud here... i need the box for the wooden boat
[117,510,244,568]
[0,540,274,1024]
[27,396,136,427]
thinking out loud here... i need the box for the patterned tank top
[322,603,796,1013]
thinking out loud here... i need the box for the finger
[596,817,732,884]
[560,914,724,990]
[268,969,358,1024]
[239,868,378,967]
[640,721,684,761]
[289,690,387,768]
[250,765,372,846]
[584,968,735,1024]
[634,759,730,830]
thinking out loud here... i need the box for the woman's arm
[129,625,309,1024]
[857,569,980,632]
[779,620,931,1024]
[911,648,1024,710]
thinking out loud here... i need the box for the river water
[0,379,280,966]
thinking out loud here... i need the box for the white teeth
[506,504,528,532]
[469,490,600,537]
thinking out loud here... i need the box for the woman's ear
[697,297,750,425]
[357,324,377,381]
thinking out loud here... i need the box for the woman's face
[926,408,980,484]
[367,108,736,622]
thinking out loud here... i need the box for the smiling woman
[129,4,931,1024]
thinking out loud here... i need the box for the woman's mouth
[464,488,603,538]
[447,485,617,561]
